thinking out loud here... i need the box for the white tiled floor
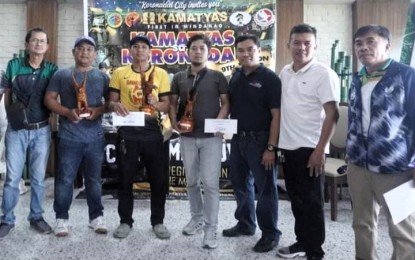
[0,178,392,260]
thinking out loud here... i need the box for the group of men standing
[0,22,415,260]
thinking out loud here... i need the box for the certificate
[111,112,145,126]
[204,119,237,134]
[383,180,415,225]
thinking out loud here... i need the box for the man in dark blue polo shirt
[0,28,58,238]
[222,34,282,253]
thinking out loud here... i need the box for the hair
[25,27,49,44]
[289,24,317,41]
[186,33,212,49]
[234,34,260,48]
[353,24,391,43]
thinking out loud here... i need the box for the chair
[324,105,348,221]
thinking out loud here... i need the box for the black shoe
[253,236,278,253]
[222,224,255,237]
[0,223,15,238]
[30,218,52,234]
[307,257,324,260]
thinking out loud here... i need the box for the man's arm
[169,94,180,131]
[308,101,339,177]
[150,95,170,113]
[216,94,230,119]
[108,91,129,116]
[44,91,80,123]
[262,108,280,171]
[3,88,12,109]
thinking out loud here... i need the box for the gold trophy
[178,92,197,133]
[139,65,157,116]
[72,71,91,118]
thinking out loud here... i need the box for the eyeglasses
[29,39,47,45]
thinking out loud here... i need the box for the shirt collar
[358,58,392,77]
[24,55,45,70]
[186,66,208,78]
[358,58,392,85]
[288,58,317,73]
[235,63,265,75]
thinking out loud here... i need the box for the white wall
[57,0,84,68]
[304,3,353,68]
[0,3,27,68]
[0,0,83,69]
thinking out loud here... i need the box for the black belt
[237,130,269,137]
[25,121,48,130]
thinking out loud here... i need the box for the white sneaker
[182,219,204,236]
[202,229,218,249]
[54,219,69,237]
[89,216,107,234]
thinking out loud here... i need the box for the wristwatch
[267,144,276,152]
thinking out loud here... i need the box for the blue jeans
[180,136,222,231]
[54,137,104,220]
[230,134,281,240]
[1,125,51,224]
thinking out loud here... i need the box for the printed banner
[102,132,234,199]
[87,0,277,77]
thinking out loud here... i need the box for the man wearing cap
[44,35,109,237]
[108,35,171,239]
[0,28,58,238]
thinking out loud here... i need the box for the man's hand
[65,109,81,123]
[307,149,325,177]
[110,102,129,116]
[261,150,275,171]
[85,107,102,120]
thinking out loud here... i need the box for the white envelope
[383,180,415,225]
[111,112,145,126]
[204,119,237,134]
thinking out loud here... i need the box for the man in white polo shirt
[277,24,340,260]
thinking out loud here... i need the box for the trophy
[72,71,91,118]
[178,92,197,133]
[139,65,157,116]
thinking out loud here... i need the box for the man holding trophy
[44,36,109,236]
[108,35,171,240]
[169,34,229,249]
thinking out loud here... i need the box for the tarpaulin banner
[87,0,277,77]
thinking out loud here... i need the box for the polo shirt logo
[249,81,262,88]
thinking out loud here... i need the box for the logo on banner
[229,12,251,27]
[107,12,123,28]
[254,8,275,27]
[125,12,140,27]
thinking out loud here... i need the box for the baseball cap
[74,35,96,48]
[130,35,151,48]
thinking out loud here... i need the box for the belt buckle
[27,121,45,130]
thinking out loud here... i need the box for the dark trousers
[281,148,325,257]
[117,136,168,227]
[230,134,281,240]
